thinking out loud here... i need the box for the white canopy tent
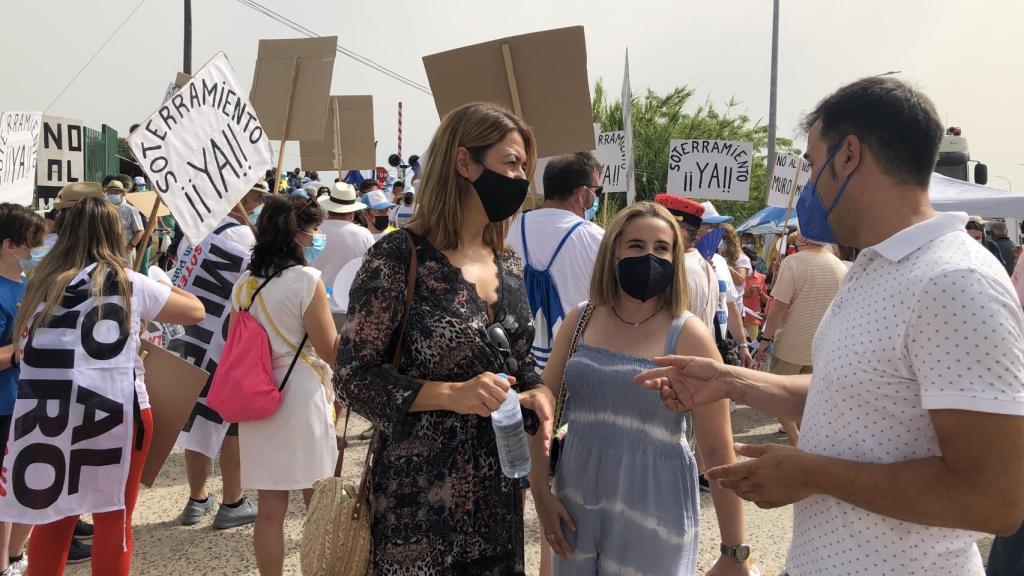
[929,173,1024,217]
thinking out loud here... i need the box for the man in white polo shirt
[636,76,1024,575]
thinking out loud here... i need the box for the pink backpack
[208,272,308,423]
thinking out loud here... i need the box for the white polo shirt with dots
[787,212,1024,575]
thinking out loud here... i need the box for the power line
[234,0,432,95]
[45,0,150,112]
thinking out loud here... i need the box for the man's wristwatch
[720,543,751,562]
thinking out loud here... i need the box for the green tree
[592,80,796,225]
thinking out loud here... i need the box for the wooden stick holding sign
[500,43,541,211]
[135,196,165,272]
[332,97,343,171]
[273,57,302,195]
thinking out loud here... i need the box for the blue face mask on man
[796,143,856,244]
[584,195,600,222]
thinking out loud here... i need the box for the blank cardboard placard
[125,191,171,218]
[423,26,594,158]
[140,341,209,487]
[250,36,337,141]
[300,95,376,171]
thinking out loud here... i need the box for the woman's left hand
[518,387,555,453]
[706,556,751,576]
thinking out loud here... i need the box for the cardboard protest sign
[169,223,251,458]
[423,26,594,158]
[140,341,208,487]
[766,153,802,208]
[596,131,628,193]
[300,95,375,171]
[532,124,600,196]
[36,116,84,192]
[795,158,812,198]
[0,266,136,524]
[0,112,42,206]
[126,191,172,218]
[665,139,753,201]
[128,53,274,245]
[250,36,337,142]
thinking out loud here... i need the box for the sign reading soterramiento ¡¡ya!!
[128,53,274,244]
[665,139,752,202]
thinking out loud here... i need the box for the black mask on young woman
[617,254,675,302]
[372,215,390,231]
[471,167,530,222]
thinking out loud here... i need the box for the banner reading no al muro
[128,53,273,244]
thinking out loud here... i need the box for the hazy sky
[3,0,1022,191]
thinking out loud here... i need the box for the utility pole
[183,0,192,74]
[767,0,779,166]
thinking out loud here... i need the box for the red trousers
[28,408,152,576]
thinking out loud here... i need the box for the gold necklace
[612,306,661,328]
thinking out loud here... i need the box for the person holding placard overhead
[335,102,555,574]
[0,196,204,576]
[231,195,340,576]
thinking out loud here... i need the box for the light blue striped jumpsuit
[554,310,700,575]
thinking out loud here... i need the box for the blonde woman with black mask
[335,103,555,574]
[529,202,750,576]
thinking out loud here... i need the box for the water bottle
[491,375,532,480]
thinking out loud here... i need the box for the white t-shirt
[788,213,1024,575]
[506,208,604,369]
[216,216,256,252]
[313,219,374,312]
[128,270,172,409]
[391,202,416,229]
[684,250,716,333]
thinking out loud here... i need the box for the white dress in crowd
[231,265,338,490]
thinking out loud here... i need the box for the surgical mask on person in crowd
[107,194,123,205]
[373,215,390,231]
[617,254,675,302]
[584,195,600,222]
[796,143,855,245]
[19,245,49,272]
[302,233,327,264]
[248,205,263,226]
[471,168,529,222]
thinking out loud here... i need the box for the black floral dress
[334,230,541,575]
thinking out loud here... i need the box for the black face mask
[372,215,390,231]
[471,167,530,222]
[617,254,675,302]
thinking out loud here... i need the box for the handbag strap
[554,301,594,429]
[277,333,309,393]
[338,230,418,520]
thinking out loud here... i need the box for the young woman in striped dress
[528,202,751,576]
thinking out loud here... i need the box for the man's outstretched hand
[634,355,735,412]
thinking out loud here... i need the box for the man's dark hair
[358,180,379,194]
[393,180,405,190]
[309,171,319,181]
[117,174,133,191]
[542,152,601,201]
[0,203,46,248]
[802,77,942,188]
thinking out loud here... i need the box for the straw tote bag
[300,230,417,576]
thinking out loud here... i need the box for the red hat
[655,194,704,228]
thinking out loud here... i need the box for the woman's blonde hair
[590,202,689,315]
[15,196,132,338]
[407,102,536,252]
[720,223,742,268]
